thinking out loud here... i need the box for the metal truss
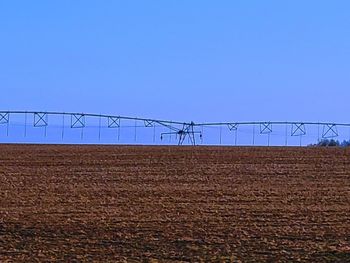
[108,116,120,128]
[291,123,306,136]
[1,111,350,146]
[322,124,338,139]
[194,120,350,146]
[144,120,154,127]
[0,112,10,137]
[161,122,202,145]
[71,114,85,128]
[0,112,9,124]
[34,112,48,127]
[260,122,272,134]
[227,123,239,145]
[228,123,238,131]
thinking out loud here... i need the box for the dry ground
[0,145,349,262]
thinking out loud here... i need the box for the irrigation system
[0,110,349,146]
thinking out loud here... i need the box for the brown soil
[0,145,349,262]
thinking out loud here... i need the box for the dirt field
[0,145,349,262]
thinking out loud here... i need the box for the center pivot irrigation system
[0,111,349,146]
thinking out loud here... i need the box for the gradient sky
[1,1,350,124]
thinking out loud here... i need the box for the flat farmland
[0,145,350,262]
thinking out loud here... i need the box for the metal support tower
[161,121,201,145]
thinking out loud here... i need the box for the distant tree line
[309,139,350,147]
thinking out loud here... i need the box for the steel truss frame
[260,122,272,134]
[1,111,350,146]
[291,123,306,136]
[322,124,338,139]
[34,112,48,127]
[228,123,238,131]
[108,116,120,128]
[144,120,154,127]
[0,112,9,124]
[161,122,202,145]
[71,114,85,128]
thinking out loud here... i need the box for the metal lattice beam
[1,110,350,146]
[144,120,154,127]
[322,124,338,139]
[260,122,272,134]
[0,112,9,124]
[71,114,85,128]
[228,123,238,131]
[291,123,306,136]
[108,116,120,128]
[34,112,48,127]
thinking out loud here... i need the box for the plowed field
[0,145,350,262]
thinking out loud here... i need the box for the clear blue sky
[1,1,349,123]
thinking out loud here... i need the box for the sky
[1,1,350,124]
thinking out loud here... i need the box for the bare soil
[0,145,349,262]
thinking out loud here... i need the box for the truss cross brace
[322,124,338,139]
[108,117,120,128]
[34,112,48,127]
[260,122,272,134]
[71,114,85,128]
[291,123,306,136]
[0,112,9,124]
[228,123,238,131]
[144,120,154,127]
